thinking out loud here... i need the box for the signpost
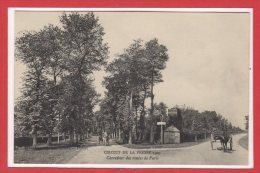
[157,122,166,125]
[157,121,166,144]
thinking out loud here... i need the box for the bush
[14,137,33,148]
[15,135,66,147]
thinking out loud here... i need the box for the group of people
[98,131,110,146]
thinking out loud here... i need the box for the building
[164,125,180,144]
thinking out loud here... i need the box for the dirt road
[66,134,248,165]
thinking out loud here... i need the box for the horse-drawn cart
[210,130,233,152]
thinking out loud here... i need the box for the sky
[14,11,250,129]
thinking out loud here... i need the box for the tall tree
[58,12,108,144]
[103,39,169,144]
[104,40,146,144]
[38,25,65,145]
[16,12,108,146]
[16,30,50,147]
[60,12,108,76]
[144,39,169,143]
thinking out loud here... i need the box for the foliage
[101,39,169,143]
[15,12,108,146]
[176,106,243,135]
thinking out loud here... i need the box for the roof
[165,125,180,132]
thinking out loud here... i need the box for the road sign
[157,122,166,125]
[157,122,166,144]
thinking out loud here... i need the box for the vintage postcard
[8,8,253,168]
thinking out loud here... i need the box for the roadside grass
[122,139,210,149]
[238,134,248,150]
[14,140,96,164]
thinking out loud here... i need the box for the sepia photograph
[9,8,252,168]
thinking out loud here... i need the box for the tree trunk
[150,70,154,144]
[70,130,74,144]
[128,130,132,144]
[32,134,37,148]
[57,132,60,143]
[194,135,197,142]
[139,110,145,141]
[118,128,121,141]
[64,132,66,142]
[76,133,79,144]
[135,107,138,140]
[114,128,116,139]
[150,123,154,144]
[128,89,133,144]
[139,89,146,141]
[74,131,77,141]
[79,134,82,141]
[47,133,52,146]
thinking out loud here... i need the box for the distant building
[168,108,183,131]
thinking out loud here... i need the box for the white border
[248,6,254,170]
[8,8,254,169]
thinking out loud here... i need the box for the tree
[15,12,108,146]
[58,12,108,144]
[38,25,65,145]
[103,40,147,144]
[143,39,169,143]
[16,30,50,147]
[103,39,169,144]
[179,106,241,142]
[60,12,108,76]
[59,74,100,144]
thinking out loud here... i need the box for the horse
[219,135,231,152]
[212,132,232,152]
[214,131,232,152]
